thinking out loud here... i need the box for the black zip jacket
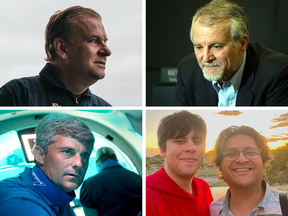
[0,64,111,106]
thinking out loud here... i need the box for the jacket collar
[20,167,75,208]
[39,63,93,97]
[98,159,121,173]
[32,166,75,208]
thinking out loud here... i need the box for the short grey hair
[35,113,94,154]
[190,0,249,45]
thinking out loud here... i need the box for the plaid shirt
[210,181,285,216]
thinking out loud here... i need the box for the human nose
[71,153,83,169]
[202,48,215,62]
[235,151,249,163]
[184,140,197,152]
[99,44,111,57]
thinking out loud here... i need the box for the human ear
[160,148,166,158]
[53,38,69,59]
[238,35,249,55]
[32,146,45,166]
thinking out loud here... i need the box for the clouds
[270,113,288,129]
[212,110,243,117]
[266,133,288,143]
[0,0,142,106]
[265,112,288,143]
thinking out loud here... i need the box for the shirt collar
[220,180,271,215]
[212,52,246,93]
[98,159,121,172]
[40,63,92,97]
[256,181,271,213]
[39,63,68,90]
[221,188,231,215]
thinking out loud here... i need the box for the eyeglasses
[222,148,262,161]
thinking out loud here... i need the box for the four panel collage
[0,0,288,216]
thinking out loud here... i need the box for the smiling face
[161,129,205,180]
[37,135,92,193]
[66,16,111,84]
[221,134,264,189]
[192,19,247,82]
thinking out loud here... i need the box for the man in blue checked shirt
[210,126,286,215]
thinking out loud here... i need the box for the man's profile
[0,6,111,106]
[174,0,288,106]
[0,113,94,215]
[146,110,213,216]
[210,125,287,215]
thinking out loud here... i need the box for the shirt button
[229,101,233,105]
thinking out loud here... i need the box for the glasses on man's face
[222,148,262,162]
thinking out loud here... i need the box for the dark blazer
[174,42,288,106]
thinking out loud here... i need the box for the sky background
[0,0,142,106]
[146,109,288,156]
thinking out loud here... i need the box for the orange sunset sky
[146,109,288,157]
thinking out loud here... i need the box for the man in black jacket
[174,0,288,106]
[80,147,142,216]
[0,6,111,106]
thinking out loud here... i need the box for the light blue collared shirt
[212,52,246,107]
[209,181,284,216]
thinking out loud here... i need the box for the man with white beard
[173,0,288,106]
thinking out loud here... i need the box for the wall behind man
[146,0,288,105]
[147,0,288,67]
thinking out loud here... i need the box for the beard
[201,61,224,82]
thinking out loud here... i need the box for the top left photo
[0,0,142,107]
